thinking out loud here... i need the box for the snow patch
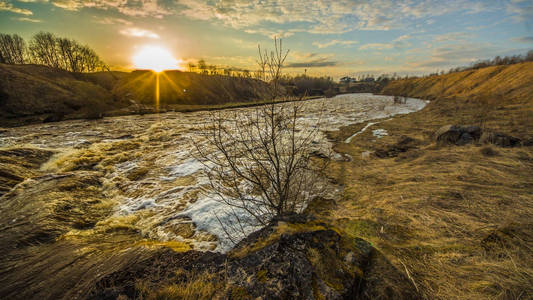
[345,122,378,143]
[372,129,388,138]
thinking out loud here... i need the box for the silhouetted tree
[28,32,105,72]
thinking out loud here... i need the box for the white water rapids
[0,93,426,252]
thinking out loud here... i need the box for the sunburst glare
[132,45,179,72]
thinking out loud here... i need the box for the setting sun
[132,46,178,72]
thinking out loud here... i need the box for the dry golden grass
[323,63,533,299]
[136,270,223,300]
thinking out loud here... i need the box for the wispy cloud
[18,0,508,40]
[120,28,159,39]
[286,52,337,68]
[434,32,474,42]
[313,39,358,49]
[50,0,172,17]
[406,42,507,70]
[13,16,42,22]
[359,43,394,50]
[511,36,533,44]
[94,16,133,26]
[506,0,533,22]
[0,1,33,15]
[176,0,498,35]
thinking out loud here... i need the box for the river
[0,93,426,298]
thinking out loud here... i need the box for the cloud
[286,61,337,68]
[94,16,133,26]
[313,39,358,49]
[13,16,42,22]
[434,32,473,42]
[286,51,337,68]
[511,36,533,44]
[394,35,411,42]
[15,0,510,41]
[120,28,160,39]
[0,1,33,15]
[359,43,394,50]
[406,42,506,70]
[244,28,299,39]
[506,0,533,22]
[176,0,497,35]
[50,0,172,17]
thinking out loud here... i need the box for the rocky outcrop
[434,124,523,147]
[434,125,482,146]
[91,215,421,300]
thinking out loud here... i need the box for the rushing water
[0,93,426,252]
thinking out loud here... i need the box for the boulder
[434,125,482,145]
[91,215,421,300]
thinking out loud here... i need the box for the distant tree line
[187,59,256,79]
[279,74,336,96]
[446,50,533,74]
[0,32,106,73]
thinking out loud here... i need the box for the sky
[1,0,532,78]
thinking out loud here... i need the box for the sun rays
[132,45,180,73]
[131,45,186,112]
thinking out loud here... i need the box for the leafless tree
[195,38,329,245]
[29,32,61,68]
[0,33,27,64]
[29,32,105,72]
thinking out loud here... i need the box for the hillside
[326,62,533,299]
[0,64,273,127]
[0,64,125,126]
[112,70,273,106]
[382,62,533,140]
[382,62,533,103]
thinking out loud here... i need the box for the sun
[132,45,179,72]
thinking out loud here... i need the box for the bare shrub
[195,38,329,245]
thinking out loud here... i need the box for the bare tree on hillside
[195,38,329,245]
[29,32,105,72]
[0,33,27,64]
[29,32,61,68]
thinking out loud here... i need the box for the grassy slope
[0,64,274,127]
[325,62,533,299]
[0,64,124,126]
[112,70,274,106]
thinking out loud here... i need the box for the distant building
[340,76,356,83]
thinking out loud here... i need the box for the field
[322,62,533,299]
